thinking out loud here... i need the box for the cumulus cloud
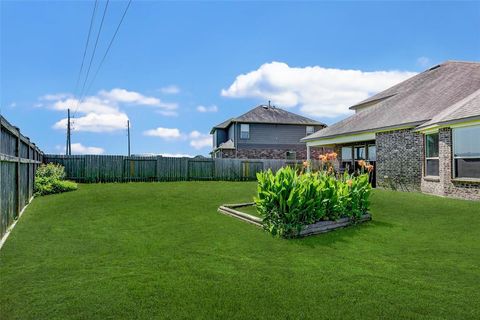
[159,85,180,94]
[143,127,212,150]
[221,61,416,118]
[189,131,212,149]
[42,88,177,132]
[54,112,129,132]
[196,105,218,113]
[143,127,182,140]
[71,143,105,155]
[56,143,104,155]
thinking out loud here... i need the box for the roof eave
[302,121,426,142]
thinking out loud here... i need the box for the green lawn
[1,182,479,319]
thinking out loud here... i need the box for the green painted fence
[1,116,43,239]
[44,155,322,183]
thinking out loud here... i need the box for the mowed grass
[1,182,479,319]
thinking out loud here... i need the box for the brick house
[211,104,327,159]
[303,61,480,200]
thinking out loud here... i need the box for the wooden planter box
[218,203,371,237]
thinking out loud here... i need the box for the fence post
[15,127,21,219]
[185,158,189,181]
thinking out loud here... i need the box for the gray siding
[214,129,228,148]
[234,123,323,147]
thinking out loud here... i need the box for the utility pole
[127,120,131,156]
[66,108,72,155]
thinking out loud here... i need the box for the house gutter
[414,116,480,133]
[303,121,425,146]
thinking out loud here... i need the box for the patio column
[306,145,311,161]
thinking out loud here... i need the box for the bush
[34,163,77,196]
[255,166,372,238]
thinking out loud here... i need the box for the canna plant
[255,162,372,238]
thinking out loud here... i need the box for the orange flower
[303,160,310,168]
[346,179,353,187]
[319,154,328,162]
[358,160,367,168]
[327,152,338,161]
[366,164,374,173]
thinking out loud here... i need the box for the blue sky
[1,1,479,156]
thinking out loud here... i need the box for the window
[341,146,353,171]
[306,126,315,135]
[453,125,480,179]
[286,151,296,160]
[368,145,376,161]
[240,124,250,139]
[355,146,366,160]
[342,147,353,161]
[425,133,439,176]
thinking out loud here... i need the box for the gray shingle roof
[211,105,325,133]
[417,89,480,129]
[303,61,480,141]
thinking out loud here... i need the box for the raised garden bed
[218,203,371,237]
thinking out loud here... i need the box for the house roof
[211,105,325,133]
[214,139,235,150]
[303,61,480,141]
[417,89,480,129]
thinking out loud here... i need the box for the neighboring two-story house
[211,105,326,159]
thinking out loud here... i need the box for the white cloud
[71,143,105,155]
[42,88,177,133]
[196,105,218,113]
[53,112,129,132]
[99,88,161,105]
[221,61,416,118]
[159,153,192,158]
[41,93,73,101]
[56,143,104,155]
[99,88,177,110]
[159,85,180,94]
[143,127,212,150]
[8,102,16,108]
[189,131,212,149]
[156,110,178,117]
[143,127,182,140]
[416,56,431,68]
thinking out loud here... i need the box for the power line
[73,0,110,118]
[84,0,132,96]
[74,0,99,96]
[73,0,132,123]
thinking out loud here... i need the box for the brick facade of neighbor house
[375,129,424,192]
[421,128,480,200]
[218,146,327,160]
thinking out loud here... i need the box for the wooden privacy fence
[1,116,43,239]
[44,155,323,183]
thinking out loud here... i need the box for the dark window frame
[306,126,315,136]
[452,125,480,179]
[424,132,440,177]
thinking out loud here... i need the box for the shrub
[255,165,372,238]
[34,163,77,196]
